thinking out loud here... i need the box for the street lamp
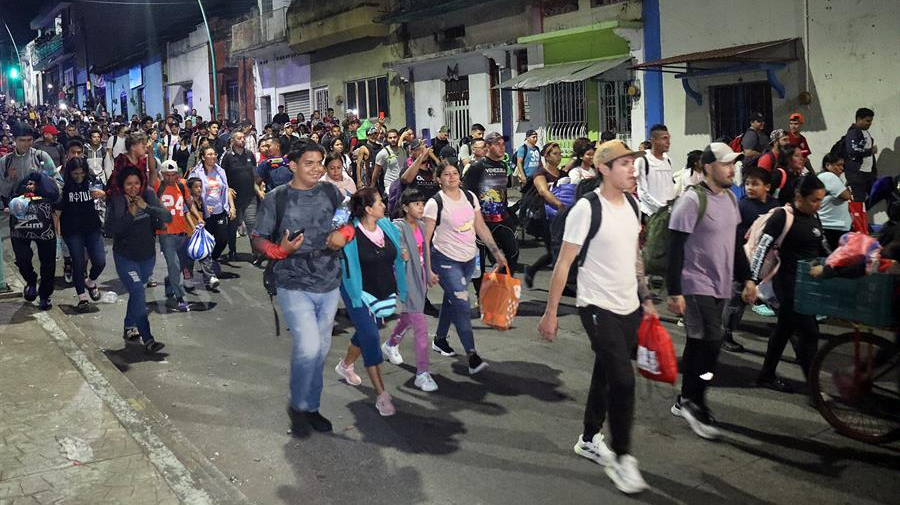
[196,0,218,118]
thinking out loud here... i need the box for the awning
[631,38,799,71]
[497,56,629,90]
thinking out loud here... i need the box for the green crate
[794,259,897,328]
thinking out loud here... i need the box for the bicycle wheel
[810,331,900,444]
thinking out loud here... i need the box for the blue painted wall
[103,56,164,118]
[642,0,664,135]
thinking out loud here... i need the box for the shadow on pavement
[346,395,466,456]
[449,360,573,402]
[102,344,170,372]
[57,303,101,315]
[640,472,778,505]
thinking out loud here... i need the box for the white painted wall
[658,0,900,176]
[255,54,311,128]
[166,26,211,120]
[413,78,444,139]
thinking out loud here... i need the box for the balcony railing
[230,6,287,56]
[32,33,64,67]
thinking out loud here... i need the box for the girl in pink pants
[381,189,438,392]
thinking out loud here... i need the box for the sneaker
[206,276,220,289]
[174,299,190,312]
[146,279,158,288]
[431,337,457,357]
[468,352,489,375]
[123,327,141,342]
[76,299,91,313]
[304,411,333,432]
[721,339,744,353]
[211,261,222,276]
[335,360,362,386]
[23,283,38,302]
[38,297,52,311]
[86,282,101,301]
[414,372,439,392]
[752,304,776,317]
[605,455,649,494]
[756,375,794,393]
[381,341,404,365]
[63,258,73,284]
[375,392,396,416]
[670,395,683,418]
[144,339,165,354]
[574,433,615,466]
[679,399,720,440]
[524,266,535,289]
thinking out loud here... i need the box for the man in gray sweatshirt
[1,122,56,204]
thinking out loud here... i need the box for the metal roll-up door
[282,90,310,119]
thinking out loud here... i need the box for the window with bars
[314,87,329,114]
[543,81,586,156]
[515,50,530,122]
[488,58,501,124]
[710,82,772,141]
[598,81,632,145]
[345,76,389,120]
[226,81,239,122]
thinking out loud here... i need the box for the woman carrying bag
[334,187,408,417]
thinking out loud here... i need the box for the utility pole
[197,0,218,118]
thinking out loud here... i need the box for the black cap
[11,121,33,138]
[750,112,765,123]
[439,145,458,159]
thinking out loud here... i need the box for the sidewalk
[0,299,181,505]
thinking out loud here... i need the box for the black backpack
[830,135,848,159]
[517,179,545,237]
[550,191,639,288]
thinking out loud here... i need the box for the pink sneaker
[335,360,362,386]
[376,392,396,416]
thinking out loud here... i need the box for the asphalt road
[37,233,900,505]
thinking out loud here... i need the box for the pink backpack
[744,205,795,283]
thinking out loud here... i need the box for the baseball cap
[439,145,458,159]
[11,121,33,138]
[159,160,179,173]
[484,132,508,144]
[283,122,293,128]
[366,126,379,136]
[593,140,642,166]
[526,129,538,138]
[42,125,59,135]
[750,112,765,123]
[409,139,426,150]
[789,112,804,123]
[701,142,744,164]
[769,128,787,143]
[438,125,449,134]
[290,118,299,124]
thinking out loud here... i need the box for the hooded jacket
[340,217,407,309]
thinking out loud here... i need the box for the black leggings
[529,219,554,273]
[823,228,847,252]
[761,277,820,380]
[579,305,642,456]
[227,199,252,254]
[12,237,56,299]
[473,218,520,294]
[205,211,229,261]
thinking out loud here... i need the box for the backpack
[642,185,732,277]
[545,183,577,220]
[517,179,546,237]
[742,151,775,171]
[386,177,406,218]
[432,190,476,227]
[637,154,672,177]
[829,135,848,160]
[743,205,795,283]
[263,183,341,335]
[728,135,744,153]
[549,191,639,273]
[575,176,602,198]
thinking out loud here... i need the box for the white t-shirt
[562,190,640,314]
[568,165,597,184]
[635,151,675,215]
[107,135,128,160]
[424,190,480,263]
[817,171,852,231]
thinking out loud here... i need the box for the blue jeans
[278,287,341,412]
[159,234,188,300]
[114,254,156,343]
[340,287,384,368]
[432,249,476,353]
[62,230,106,296]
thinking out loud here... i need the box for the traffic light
[8,65,19,80]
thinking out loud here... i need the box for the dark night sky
[1,0,256,64]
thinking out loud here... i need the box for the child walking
[380,188,438,392]
[184,177,220,290]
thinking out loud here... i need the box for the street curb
[2,248,253,505]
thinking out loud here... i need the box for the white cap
[159,160,179,173]
[702,142,744,164]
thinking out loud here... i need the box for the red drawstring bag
[848,201,869,235]
[636,314,678,384]
[478,266,522,330]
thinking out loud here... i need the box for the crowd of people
[0,98,890,495]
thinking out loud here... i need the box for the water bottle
[332,206,350,229]
[472,251,481,279]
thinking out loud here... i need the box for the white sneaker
[414,372,438,392]
[605,454,648,494]
[381,341,404,365]
[207,275,220,289]
[573,433,615,467]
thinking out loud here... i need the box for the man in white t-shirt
[635,123,675,216]
[538,139,656,496]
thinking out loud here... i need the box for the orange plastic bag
[636,314,678,384]
[478,266,522,330]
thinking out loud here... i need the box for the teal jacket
[340,217,408,308]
